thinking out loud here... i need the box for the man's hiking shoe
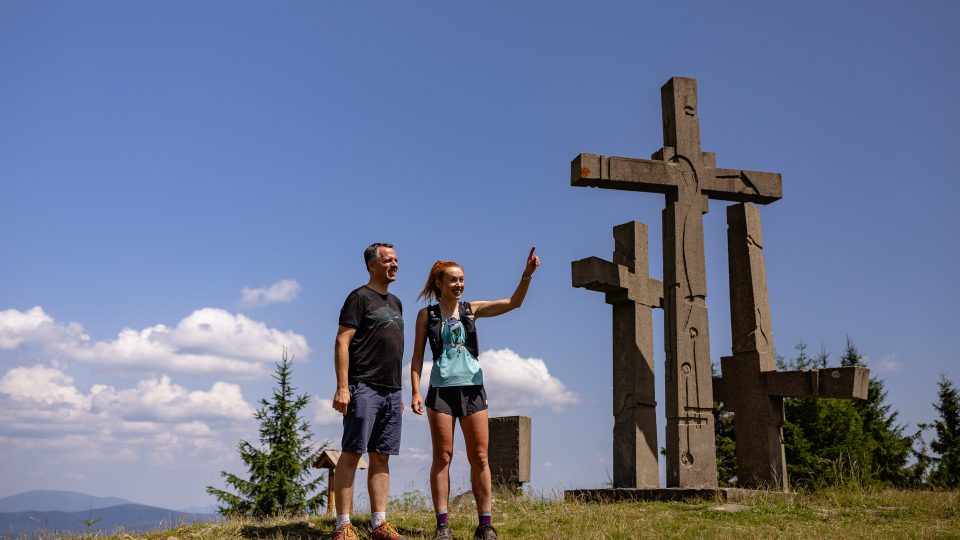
[332,523,360,540]
[370,521,407,540]
[434,522,452,540]
[473,524,498,540]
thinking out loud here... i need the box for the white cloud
[90,376,255,422]
[872,353,902,373]
[403,447,431,462]
[0,365,255,424]
[479,348,579,412]
[0,306,88,350]
[403,348,578,415]
[312,398,344,426]
[0,364,255,465]
[241,279,302,307]
[175,421,215,437]
[0,365,89,408]
[0,307,309,377]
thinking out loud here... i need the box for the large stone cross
[572,221,662,488]
[717,202,869,490]
[572,77,783,488]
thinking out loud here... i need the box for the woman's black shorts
[425,385,488,418]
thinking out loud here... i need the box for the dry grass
[28,487,960,540]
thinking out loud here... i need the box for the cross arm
[761,366,869,399]
[703,168,783,204]
[571,153,677,194]
[572,256,663,307]
[572,153,783,205]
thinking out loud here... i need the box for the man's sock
[372,511,387,529]
[436,509,449,526]
[478,511,492,527]
[336,514,351,529]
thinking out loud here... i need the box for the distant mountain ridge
[0,491,134,513]
[0,492,219,539]
[0,503,218,538]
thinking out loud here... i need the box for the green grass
[33,488,960,539]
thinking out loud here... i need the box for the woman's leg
[460,408,491,512]
[427,408,456,513]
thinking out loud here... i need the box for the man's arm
[409,308,429,415]
[333,325,356,415]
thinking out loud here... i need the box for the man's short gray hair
[364,242,394,269]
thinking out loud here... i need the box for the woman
[410,247,540,540]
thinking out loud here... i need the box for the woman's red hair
[417,261,462,303]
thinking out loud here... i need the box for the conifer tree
[780,343,870,488]
[712,362,736,486]
[778,339,916,488]
[207,349,327,517]
[839,337,913,485]
[928,374,960,488]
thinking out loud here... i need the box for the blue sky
[1,1,958,510]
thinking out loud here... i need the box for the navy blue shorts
[341,382,402,455]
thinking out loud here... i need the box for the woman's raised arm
[471,246,540,318]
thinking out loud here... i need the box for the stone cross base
[564,487,795,504]
[488,416,531,492]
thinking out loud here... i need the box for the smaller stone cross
[717,202,870,490]
[572,221,663,488]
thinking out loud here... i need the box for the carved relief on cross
[572,77,783,487]
[572,221,662,488]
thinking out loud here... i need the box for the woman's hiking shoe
[434,522,452,540]
[369,521,408,540]
[473,524,498,540]
[332,523,360,540]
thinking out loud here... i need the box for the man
[332,242,406,540]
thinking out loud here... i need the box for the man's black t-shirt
[338,285,404,388]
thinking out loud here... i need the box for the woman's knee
[432,448,453,467]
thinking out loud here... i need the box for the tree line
[716,337,960,490]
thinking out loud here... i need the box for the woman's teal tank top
[429,311,483,388]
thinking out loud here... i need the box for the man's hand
[333,387,350,415]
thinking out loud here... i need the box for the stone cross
[717,202,869,490]
[572,77,783,488]
[572,221,662,488]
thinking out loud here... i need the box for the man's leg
[336,382,375,534]
[366,386,405,538]
[334,451,362,517]
[368,451,391,512]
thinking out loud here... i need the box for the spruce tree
[712,362,736,486]
[207,349,327,517]
[928,374,960,488]
[839,337,913,486]
[781,343,870,488]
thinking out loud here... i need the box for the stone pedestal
[488,416,531,491]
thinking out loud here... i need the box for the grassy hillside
[20,487,960,539]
